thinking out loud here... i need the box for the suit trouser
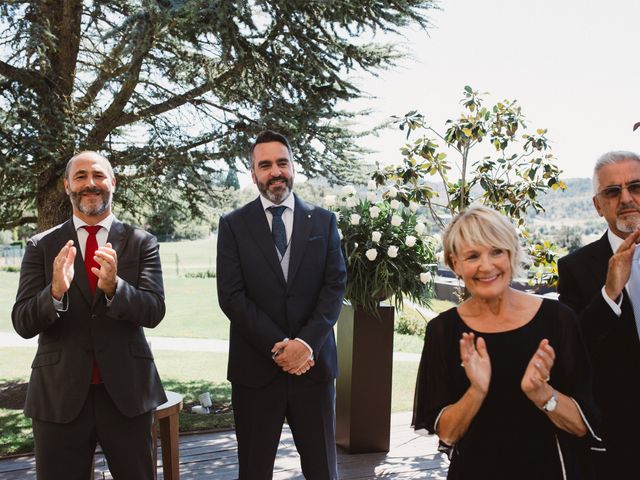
[32,384,154,480]
[232,374,338,480]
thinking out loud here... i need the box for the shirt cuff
[52,293,68,312]
[293,338,314,360]
[601,286,622,317]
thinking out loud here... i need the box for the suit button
[91,314,98,320]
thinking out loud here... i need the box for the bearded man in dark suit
[217,130,346,479]
[557,151,640,478]
[13,151,166,480]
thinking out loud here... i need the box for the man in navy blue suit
[217,130,346,479]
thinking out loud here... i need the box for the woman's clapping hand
[459,332,492,396]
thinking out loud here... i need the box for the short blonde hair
[443,205,525,278]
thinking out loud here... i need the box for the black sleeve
[554,302,603,448]
[412,311,460,434]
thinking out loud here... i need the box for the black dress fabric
[412,299,601,480]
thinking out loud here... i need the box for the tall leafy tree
[375,86,567,287]
[0,0,436,231]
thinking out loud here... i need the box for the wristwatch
[542,388,557,412]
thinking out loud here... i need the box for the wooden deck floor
[0,412,449,479]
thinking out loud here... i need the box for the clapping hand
[460,332,491,396]
[93,242,118,297]
[605,228,640,300]
[521,339,555,406]
[51,240,76,300]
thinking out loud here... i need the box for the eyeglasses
[597,181,640,199]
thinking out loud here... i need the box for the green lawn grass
[159,237,216,278]
[0,272,19,332]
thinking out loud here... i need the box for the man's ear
[592,195,604,217]
[250,169,257,185]
[63,178,70,195]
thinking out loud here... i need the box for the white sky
[354,0,640,180]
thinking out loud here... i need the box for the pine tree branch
[0,60,48,95]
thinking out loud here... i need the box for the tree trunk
[36,171,71,232]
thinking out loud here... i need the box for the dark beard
[257,176,293,204]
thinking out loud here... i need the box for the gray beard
[264,187,292,204]
[70,191,112,217]
[616,216,640,233]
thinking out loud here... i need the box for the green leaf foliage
[0,0,437,230]
[380,86,567,287]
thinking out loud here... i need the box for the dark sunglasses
[598,180,640,199]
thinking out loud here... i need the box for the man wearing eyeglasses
[557,151,640,479]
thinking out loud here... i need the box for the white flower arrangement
[326,181,437,314]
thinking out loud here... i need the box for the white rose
[405,235,417,247]
[369,206,381,218]
[350,214,361,225]
[367,179,377,190]
[387,245,399,258]
[387,186,398,198]
[365,248,378,261]
[334,212,341,222]
[346,196,358,208]
[342,185,357,196]
[366,191,377,202]
[409,201,419,213]
[371,231,382,243]
[338,229,343,240]
[390,199,401,210]
[420,272,433,284]
[391,215,403,227]
[415,222,426,234]
[325,195,336,207]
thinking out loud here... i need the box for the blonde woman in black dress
[413,206,601,480]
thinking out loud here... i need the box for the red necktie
[82,225,101,293]
[82,225,102,383]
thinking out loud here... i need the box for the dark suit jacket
[12,218,167,423]
[557,232,640,456]
[217,195,346,388]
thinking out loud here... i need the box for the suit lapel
[287,195,314,289]
[107,219,129,256]
[242,198,286,285]
[591,234,613,287]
